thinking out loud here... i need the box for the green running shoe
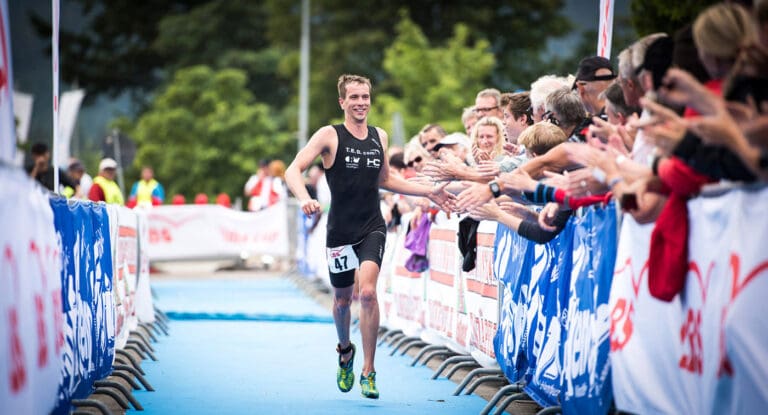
[360,371,379,399]
[336,343,355,393]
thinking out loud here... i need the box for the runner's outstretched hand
[428,182,456,212]
[300,199,321,215]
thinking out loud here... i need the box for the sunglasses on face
[543,111,560,126]
[475,106,498,114]
[407,156,423,167]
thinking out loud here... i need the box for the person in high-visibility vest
[88,158,124,204]
[127,166,165,208]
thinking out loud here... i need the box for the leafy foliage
[124,66,292,200]
[371,13,495,137]
[630,0,718,36]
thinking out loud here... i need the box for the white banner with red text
[610,186,768,414]
[146,201,289,261]
[0,169,62,415]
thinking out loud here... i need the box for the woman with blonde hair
[693,3,757,81]
[470,116,506,162]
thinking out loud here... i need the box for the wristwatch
[489,180,502,198]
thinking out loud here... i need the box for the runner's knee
[358,288,377,306]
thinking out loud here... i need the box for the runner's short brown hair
[338,74,372,98]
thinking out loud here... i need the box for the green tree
[630,0,717,36]
[152,0,291,110]
[123,66,292,200]
[264,0,572,134]
[371,13,495,136]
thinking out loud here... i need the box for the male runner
[285,74,454,399]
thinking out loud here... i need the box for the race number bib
[327,244,360,274]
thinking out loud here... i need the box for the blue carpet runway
[134,276,489,414]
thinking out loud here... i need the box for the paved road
[135,270,491,414]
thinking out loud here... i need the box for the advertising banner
[0,171,62,415]
[50,199,115,414]
[147,201,289,261]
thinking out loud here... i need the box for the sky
[8,0,630,158]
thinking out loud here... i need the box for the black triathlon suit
[325,124,387,288]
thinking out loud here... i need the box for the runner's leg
[333,284,354,362]
[357,260,380,376]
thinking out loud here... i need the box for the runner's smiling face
[340,82,371,123]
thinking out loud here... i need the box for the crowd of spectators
[339,1,768,293]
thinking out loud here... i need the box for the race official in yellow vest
[88,158,125,204]
[127,166,165,208]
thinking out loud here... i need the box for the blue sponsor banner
[523,220,574,407]
[50,198,115,414]
[561,203,617,415]
[493,223,533,382]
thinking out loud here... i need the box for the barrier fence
[296,185,768,414]
[3,161,766,414]
[1,168,156,415]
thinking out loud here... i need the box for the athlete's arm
[286,126,336,215]
[376,128,456,210]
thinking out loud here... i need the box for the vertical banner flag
[597,0,615,58]
[52,0,60,191]
[0,0,15,163]
[13,91,33,166]
[55,89,85,168]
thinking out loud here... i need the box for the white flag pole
[52,0,60,193]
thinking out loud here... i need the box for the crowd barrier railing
[294,186,768,414]
[1,166,160,415]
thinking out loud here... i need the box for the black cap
[573,56,617,88]
[635,36,674,90]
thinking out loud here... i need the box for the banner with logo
[610,187,768,414]
[50,199,115,415]
[465,220,498,366]
[561,204,617,415]
[388,212,426,336]
[110,206,139,349]
[523,221,573,407]
[377,230,398,329]
[0,170,62,415]
[423,212,461,348]
[609,214,689,414]
[146,201,289,261]
[494,223,534,382]
[134,209,155,323]
[702,187,768,413]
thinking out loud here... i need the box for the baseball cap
[99,158,118,171]
[68,160,85,172]
[432,132,470,152]
[573,56,617,88]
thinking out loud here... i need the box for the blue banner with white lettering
[561,203,617,415]
[50,199,115,414]
[493,223,533,382]
[523,220,574,407]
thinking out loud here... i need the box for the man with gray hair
[474,88,504,120]
[544,87,588,142]
[530,74,574,122]
[617,32,668,108]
